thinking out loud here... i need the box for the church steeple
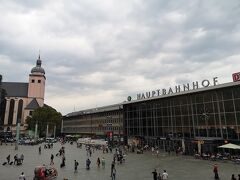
[28,55,46,107]
[31,55,45,74]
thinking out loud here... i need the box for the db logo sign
[232,72,240,82]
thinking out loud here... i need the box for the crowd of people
[43,140,126,180]
[2,153,24,166]
[152,169,168,180]
[1,138,240,179]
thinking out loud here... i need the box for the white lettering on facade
[175,85,181,92]
[152,91,156,97]
[135,77,219,100]
[168,87,174,94]
[183,83,189,91]
[137,94,141,100]
[192,81,199,90]
[162,89,167,95]
[202,79,210,87]
[146,92,151,98]
[213,77,218,86]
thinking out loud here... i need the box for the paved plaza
[0,142,239,180]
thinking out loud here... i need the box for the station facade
[124,75,240,154]
[62,104,123,143]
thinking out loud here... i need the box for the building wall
[3,97,29,132]
[28,74,45,107]
[63,106,123,138]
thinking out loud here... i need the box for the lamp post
[53,124,56,139]
[118,105,121,146]
[15,119,20,150]
[34,121,38,141]
[202,113,209,137]
[46,123,49,138]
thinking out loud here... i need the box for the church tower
[27,55,46,107]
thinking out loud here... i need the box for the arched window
[8,99,15,125]
[17,99,23,124]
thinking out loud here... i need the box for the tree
[26,105,62,137]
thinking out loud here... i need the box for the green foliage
[26,105,62,137]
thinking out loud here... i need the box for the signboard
[131,77,219,101]
[232,72,240,82]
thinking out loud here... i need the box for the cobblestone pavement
[0,142,239,180]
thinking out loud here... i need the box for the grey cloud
[0,0,240,114]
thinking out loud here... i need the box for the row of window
[64,119,122,126]
[63,126,122,133]
[127,114,240,126]
[127,99,240,115]
[66,113,123,121]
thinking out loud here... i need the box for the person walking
[110,161,115,177]
[156,149,159,157]
[74,160,79,172]
[232,174,237,180]
[19,172,26,180]
[86,158,91,170]
[6,154,11,164]
[50,154,54,165]
[39,146,41,154]
[97,157,100,167]
[162,170,168,180]
[213,164,219,179]
[152,169,158,180]
[20,154,24,163]
[61,155,66,168]
[158,173,162,180]
[14,154,18,165]
[101,157,105,168]
[112,167,116,180]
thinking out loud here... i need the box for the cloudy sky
[0,0,240,115]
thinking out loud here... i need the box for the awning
[218,143,240,149]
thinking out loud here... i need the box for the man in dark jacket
[152,169,158,180]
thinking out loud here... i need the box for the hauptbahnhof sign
[136,77,219,100]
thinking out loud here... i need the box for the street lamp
[118,105,122,146]
[34,121,38,141]
[202,113,209,137]
[15,118,20,150]
[46,123,49,138]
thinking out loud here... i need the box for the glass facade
[124,84,240,154]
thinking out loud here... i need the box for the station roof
[65,103,123,117]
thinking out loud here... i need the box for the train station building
[62,104,123,144]
[123,75,240,154]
